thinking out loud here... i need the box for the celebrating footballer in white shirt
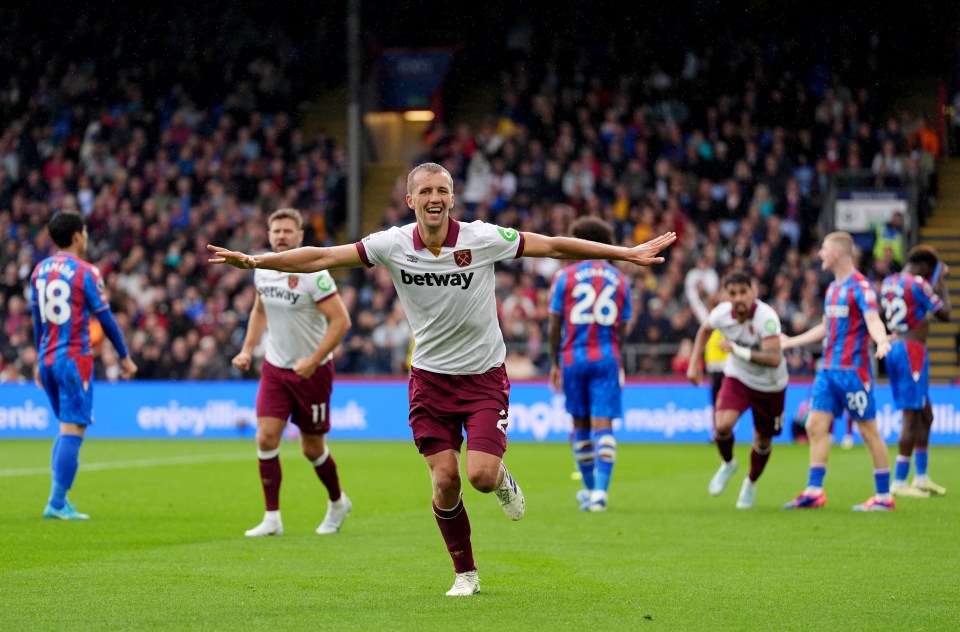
[687,271,788,510]
[209,162,676,596]
[231,208,353,538]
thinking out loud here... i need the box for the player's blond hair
[268,207,303,229]
[824,231,854,256]
[407,162,454,195]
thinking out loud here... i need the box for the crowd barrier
[2,380,960,445]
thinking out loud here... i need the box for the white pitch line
[0,452,251,477]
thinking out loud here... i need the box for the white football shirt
[708,299,788,392]
[357,219,525,374]
[254,267,339,369]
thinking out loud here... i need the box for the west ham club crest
[454,249,472,268]
[288,276,299,289]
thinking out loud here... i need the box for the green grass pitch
[1,439,958,630]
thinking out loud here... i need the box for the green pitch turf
[1,439,958,631]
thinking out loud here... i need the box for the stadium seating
[0,9,944,381]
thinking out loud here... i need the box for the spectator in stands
[0,9,939,382]
[873,211,906,266]
[872,138,905,180]
[684,246,720,324]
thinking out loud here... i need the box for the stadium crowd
[0,11,942,382]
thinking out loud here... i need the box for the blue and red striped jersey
[30,253,110,367]
[822,270,879,374]
[549,261,631,368]
[880,272,943,335]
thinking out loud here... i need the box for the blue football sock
[49,434,62,473]
[807,465,826,490]
[48,434,83,510]
[914,448,928,478]
[573,429,595,490]
[893,455,910,484]
[48,435,64,509]
[594,429,617,493]
[874,467,890,495]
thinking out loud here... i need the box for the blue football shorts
[561,357,623,420]
[39,356,95,426]
[884,339,929,410]
[810,367,875,421]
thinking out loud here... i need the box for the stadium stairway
[302,77,502,240]
[362,161,406,236]
[301,87,407,239]
[920,157,960,382]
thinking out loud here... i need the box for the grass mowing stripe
[1,440,958,630]
[0,452,250,477]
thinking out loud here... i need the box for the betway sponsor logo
[259,286,301,304]
[0,401,50,431]
[400,268,473,290]
[136,400,367,436]
[505,396,713,440]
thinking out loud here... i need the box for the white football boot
[708,460,738,496]
[446,571,480,596]
[317,492,352,534]
[245,511,283,537]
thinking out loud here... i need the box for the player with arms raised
[687,271,787,509]
[548,217,631,512]
[232,208,353,537]
[781,232,893,511]
[31,212,137,520]
[209,162,675,596]
[881,245,951,497]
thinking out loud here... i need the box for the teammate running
[688,271,788,509]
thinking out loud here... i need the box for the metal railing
[820,169,919,248]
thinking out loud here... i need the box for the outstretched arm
[781,318,827,350]
[207,243,363,272]
[522,231,677,266]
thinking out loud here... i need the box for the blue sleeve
[82,268,109,312]
[96,309,129,359]
[914,280,943,314]
[31,302,42,351]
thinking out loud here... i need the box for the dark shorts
[716,376,786,437]
[39,355,95,426]
[408,364,510,458]
[256,358,334,435]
